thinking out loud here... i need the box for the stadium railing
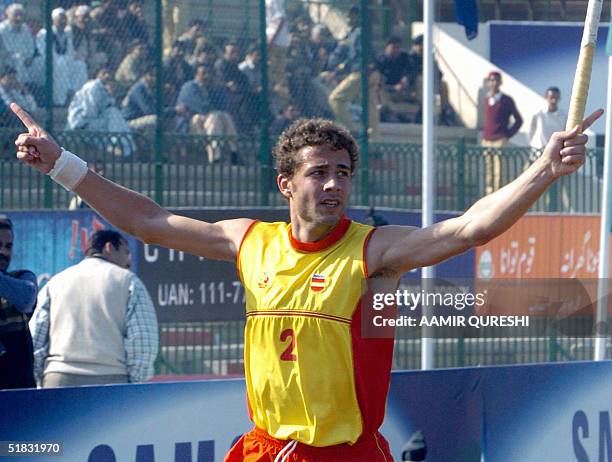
[0,128,604,214]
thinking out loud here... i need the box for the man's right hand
[12,103,62,174]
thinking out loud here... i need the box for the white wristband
[47,149,88,191]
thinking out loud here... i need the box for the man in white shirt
[529,87,565,150]
[0,3,36,84]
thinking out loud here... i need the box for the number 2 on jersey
[280,329,297,361]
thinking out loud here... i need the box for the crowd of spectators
[0,0,457,163]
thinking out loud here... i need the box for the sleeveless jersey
[238,217,394,447]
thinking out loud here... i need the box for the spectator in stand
[36,8,87,106]
[67,68,126,129]
[187,34,221,68]
[407,34,453,125]
[215,41,256,132]
[310,24,336,71]
[122,65,183,132]
[115,39,149,92]
[238,44,262,92]
[68,68,134,156]
[68,5,107,79]
[191,43,219,80]
[0,66,39,120]
[481,70,523,193]
[309,24,336,116]
[529,87,565,151]
[270,103,300,137]
[0,4,36,86]
[30,230,158,387]
[163,40,192,102]
[91,0,124,69]
[120,0,149,45]
[327,6,381,140]
[177,64,240,163]
[286,22,320,117]
[376,36,411,121]
[178,19,206,57]
[265,0,290,88]
[0,215,38,390]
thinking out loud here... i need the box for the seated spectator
[177,64,239,163]
[191,42,219,79]
[67,68,124,130]
[115,39,149,92]
[178,19,206,57]
[90,0,125,69]
[67,68,134,156]
[407,34,453,125]
[68,5,107,78]
[286,23,320,117]
[310,24,336,72]
[0,4,37,86]
[215,41,256,132]
[377,37,411,100]
[238,44,261,92]
[327,6,381,139]
[163,40,192,101]
[0,66,39,119]
[270,104,300,137]
[36,8,87,106]
[120,0,149,45]
[122,65,181,132]
[187,34,221,67]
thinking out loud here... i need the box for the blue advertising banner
[0,210,138,287]
[2,362,612,461]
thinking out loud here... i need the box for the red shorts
[224,427,394,462]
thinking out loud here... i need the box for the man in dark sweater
[481,71,523,193]
[0,215,37,389]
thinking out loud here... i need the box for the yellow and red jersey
[237,217,394,447]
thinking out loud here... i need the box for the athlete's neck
[290,220,335,243]
[290,214,343,243]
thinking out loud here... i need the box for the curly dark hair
[273,118,359,178]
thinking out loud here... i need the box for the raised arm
[367,109,604,277]
[11,103,252,262]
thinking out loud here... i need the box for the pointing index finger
[10,103,43,135]
[581,109,604,132]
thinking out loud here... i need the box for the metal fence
[0,128,605,213]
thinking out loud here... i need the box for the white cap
[5,3,24,18]
[51,7,66,20]
[74,5,91,17]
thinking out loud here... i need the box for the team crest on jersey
[310,273,327,292]
[258,272,271,289]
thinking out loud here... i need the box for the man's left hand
[541,108,604,178]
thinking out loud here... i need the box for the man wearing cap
[0,215,38,389]
[481,70,523,193]
[69,4,108,78]
[36,8,87,105]
[0,3,35,84]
